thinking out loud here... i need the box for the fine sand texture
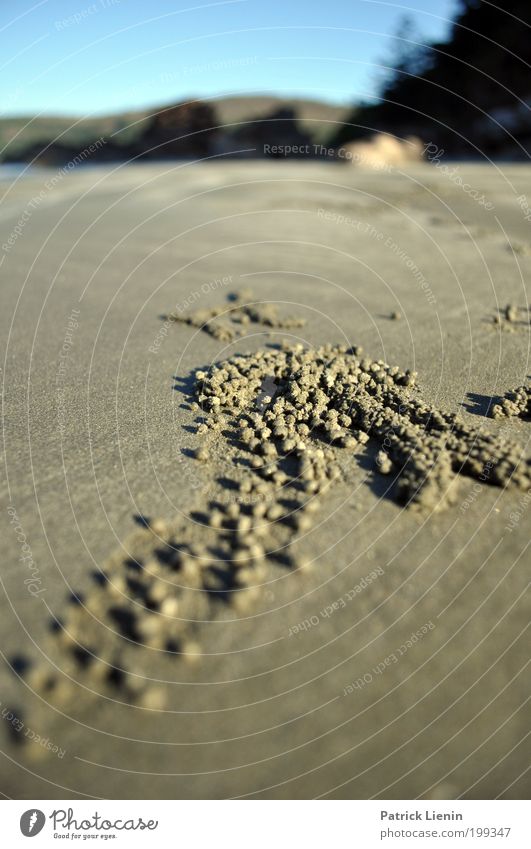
[1,160,530,799]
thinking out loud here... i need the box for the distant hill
[0,96,349,162]
[213,96,348,142]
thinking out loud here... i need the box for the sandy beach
[1,160,529,799]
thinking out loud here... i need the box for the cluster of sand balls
[490,385,530,420]
[14,337,530,726]
[167,288,306,341]
[18,520,213,714]
[491,303,529,330]
[194,341,530,509]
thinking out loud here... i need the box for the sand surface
[1,160,529,799]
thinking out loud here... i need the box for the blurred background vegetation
[331,0,531,158]
[2,0,529,165]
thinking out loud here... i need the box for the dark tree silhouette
[329,0,531,158]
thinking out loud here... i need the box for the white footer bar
[2,800,527,847]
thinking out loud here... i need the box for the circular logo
[20,810,45,837]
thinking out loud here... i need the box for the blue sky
[1,0,458,117]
